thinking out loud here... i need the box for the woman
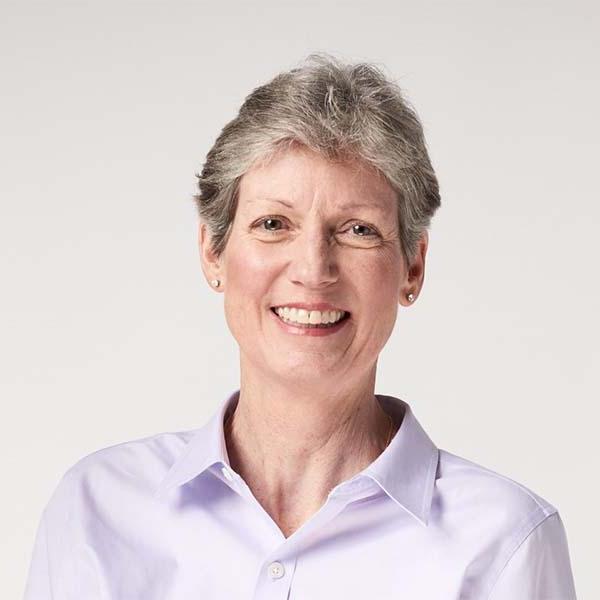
[24,54,577,599]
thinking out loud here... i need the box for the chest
[69,490,498,600]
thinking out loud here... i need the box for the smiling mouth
[270,307,351,329]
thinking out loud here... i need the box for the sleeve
[487,511,577,600]
[23,467,113,600]
[23,511,53,600]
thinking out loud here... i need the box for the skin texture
[199,144,428,537]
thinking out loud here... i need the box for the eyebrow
[263,197,294,209]
[257,197,388,214]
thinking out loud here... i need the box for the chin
[269,360,342,383]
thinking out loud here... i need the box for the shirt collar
[154,390,439,526]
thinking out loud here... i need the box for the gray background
[2,1,597,598]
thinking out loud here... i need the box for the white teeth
[274,307,346,325]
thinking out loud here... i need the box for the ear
[399,230,429,306]
[198,222,224,290]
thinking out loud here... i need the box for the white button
[268,561,285,579]
[221,466,234,481]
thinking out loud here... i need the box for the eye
[347,222,379,237]
[252,217,380,239]
[254,216,286,233]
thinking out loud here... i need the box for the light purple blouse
[24,390,577,599]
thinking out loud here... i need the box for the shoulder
[31,430,199,591]
[69,429,196,476]
[434,449,568,596]
[487,510,577,599]
[436,448,558,536]
[44,429,197,518]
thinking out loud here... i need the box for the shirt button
[268,561,285,579]
[221,466,234,481]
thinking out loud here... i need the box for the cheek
[352,254,403,337]
[224,242,277,313]
[357,252,403,302]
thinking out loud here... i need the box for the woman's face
[199,145,427,388]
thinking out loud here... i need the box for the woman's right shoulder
[26,429,201,597]
[44,428,198,516]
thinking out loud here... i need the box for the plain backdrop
[2,1,598,598]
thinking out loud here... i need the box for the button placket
[252,557,295,599]
[267,561,285,580]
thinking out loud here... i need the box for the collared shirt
[24,390,577,599]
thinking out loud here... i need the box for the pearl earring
[211,279,221,288]
[407,293,415,302]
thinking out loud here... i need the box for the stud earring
[407,293,415,302]
[211,279,221,288]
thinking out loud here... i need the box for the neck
[223,356,396,536]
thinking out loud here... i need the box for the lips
[268,305,351,336]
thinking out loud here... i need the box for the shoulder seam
[484,507,558,600]
[439,450,556,514]
[62,429,197,475]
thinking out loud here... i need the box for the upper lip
[271,302,349,313]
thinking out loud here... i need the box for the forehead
[238,145,396,210]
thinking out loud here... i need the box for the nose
[287,226,339,289]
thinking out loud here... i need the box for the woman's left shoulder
[434,450,577,598]
[435,449,559,531]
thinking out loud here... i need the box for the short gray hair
[193,53,441,265]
